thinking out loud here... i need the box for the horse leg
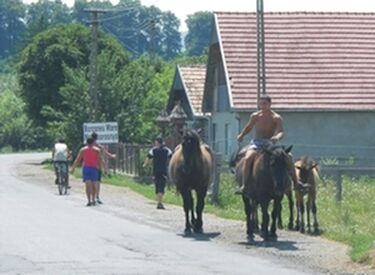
[271,197,281,240]
[312,199,319,234]
[181,189,193,234]
[287,190,294,230]
[259,200,270,241]
[299,198,305,233]
[277,194,284,229]
[306,196,312,233]
[252,200,259,233]
[190,194,196,229]
[194,188,207,233]
[242,195,254,241]
[295,193,301,231]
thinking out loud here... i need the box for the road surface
[0,153,312,274]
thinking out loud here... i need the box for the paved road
[0,153,310,275]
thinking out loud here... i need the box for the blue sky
[22,0,375,31]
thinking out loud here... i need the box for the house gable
[167,65,207,119]
[203,14,232,114]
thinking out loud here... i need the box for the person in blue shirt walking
[143,137,172,209]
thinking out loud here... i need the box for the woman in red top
[71,137,103,206]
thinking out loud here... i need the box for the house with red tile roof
[203,12,375,162]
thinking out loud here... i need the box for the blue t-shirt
[148,145,172,175]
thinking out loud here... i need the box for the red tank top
[83,146,99,168]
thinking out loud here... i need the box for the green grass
[316,176,375,263]
[68,168,374,264]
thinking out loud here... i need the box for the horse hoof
[269,233,278,242]
[288,223,293,230]
[247,234,255,243]
[278,224,284,230]
[300,228,305,234]
[193,227,203,234]
[314,227,320,235]
[259,230,268,240]
[184,228,192,235]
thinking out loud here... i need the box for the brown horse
[294,156,320,234]
[236,145,293,241]
[169,129,214,234]
[231,145,294,234]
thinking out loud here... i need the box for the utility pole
[149,18,157,64]
[256,0,266,108]
[85,8,107,121]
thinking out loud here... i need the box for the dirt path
[16,159,375,275]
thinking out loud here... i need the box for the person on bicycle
[52,138,71,188]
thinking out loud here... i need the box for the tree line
[0,0,212,153]
[1,0,213,59]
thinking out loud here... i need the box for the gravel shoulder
[15,159,375,275]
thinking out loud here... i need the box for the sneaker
[86,202,92,207]
[96,198,103,204]
[91,201,96,206]
[157,203,165,210]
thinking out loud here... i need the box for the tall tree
[18,24,130,126]
[72,0,182,59]
[0,0,26,58]
[0,90,36,150]
[26,0,72,38]
[160,11,181,60]
[184,11,213,56]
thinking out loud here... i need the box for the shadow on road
[238,239,299,251]
[177,232,221,242]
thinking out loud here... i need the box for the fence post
[211,153,222,204]
[335,170,342,201]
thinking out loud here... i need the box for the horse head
[265,145,293,196]
[180,128,202,174]
[295,156,318,186]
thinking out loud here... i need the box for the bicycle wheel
[58,172,63,195]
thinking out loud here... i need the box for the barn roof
[214,12,375,111]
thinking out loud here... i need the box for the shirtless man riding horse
[236,94,301,195]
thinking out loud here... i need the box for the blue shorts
[82,166,99,182]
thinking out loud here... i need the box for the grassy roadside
[67,166,374,264]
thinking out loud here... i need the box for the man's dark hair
[87,137,95,145]
[260,94,272,103]
[91,132,98,140]
[58,138,65,143]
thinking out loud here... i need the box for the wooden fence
[106,143,150,177]
[104,144,375,202]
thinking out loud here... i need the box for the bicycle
[55,161,69,195]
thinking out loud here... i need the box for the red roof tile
[215,12,375,111]
[178,65,206,115]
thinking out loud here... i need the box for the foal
[294,156,320,234]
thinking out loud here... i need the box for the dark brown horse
[294,156,320,234]
[169,129,214,234]
[236,145,293,241]
[231,145,294,234]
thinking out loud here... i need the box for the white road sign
[83,122,118,144]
